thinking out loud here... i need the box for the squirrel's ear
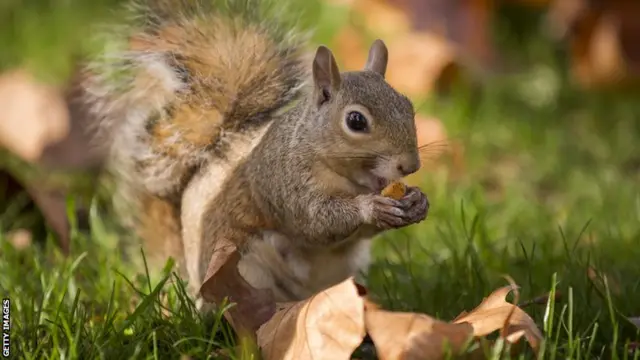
[364,39,388,77]
[312,45,342,105]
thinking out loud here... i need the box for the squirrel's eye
[345,111,369,132]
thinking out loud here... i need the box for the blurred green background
[1,0,639,358]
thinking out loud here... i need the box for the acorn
[381,181,406,200]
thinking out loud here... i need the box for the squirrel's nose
[397,155,421,176]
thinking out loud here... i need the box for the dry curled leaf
[257,278,491,360]
[0,69,69,163]
[365,302,474,360]
[453,285,543,354]
[199,240,276,336]
[381,181,407,200]
[257,278,366,360]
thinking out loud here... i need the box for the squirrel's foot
[359,186,429,230]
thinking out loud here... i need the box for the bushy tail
[82,0,312,200]
[76,0,313,268]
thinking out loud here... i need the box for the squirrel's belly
[238,231,373,302]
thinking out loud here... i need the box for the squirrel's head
[309,40,420,193]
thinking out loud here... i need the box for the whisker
[418,146,450,154]
[419,144,450,152]
[418,140,450,151]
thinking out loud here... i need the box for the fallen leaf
[453,285,543,354]
[257,278,366,360]
[255,277,543,360]
[199,240,276,336]
[365,302,474,360]
[258,278,483,360]
[0,69,69,163]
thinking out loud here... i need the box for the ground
[1,2,640,359]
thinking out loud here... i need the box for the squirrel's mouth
[374,176,390,193]
[357,174,391,194]
[353,165,397,194]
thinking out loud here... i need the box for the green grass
[2,72,639,359]
[2,2,640,359]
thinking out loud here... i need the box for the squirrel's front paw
[358,187,429,230]
[399,186,429,224]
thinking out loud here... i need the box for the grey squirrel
[77,0,429,305]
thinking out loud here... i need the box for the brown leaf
[0,70,69,163]
[257,277,366,360]
[258,278,476,360]
[199,240,276,336]
[453,285,543,354]
[365,303,474,360]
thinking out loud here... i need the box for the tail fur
[77,0,312,266]
[83,0,310,200]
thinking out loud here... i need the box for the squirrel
[76,0,429,305]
